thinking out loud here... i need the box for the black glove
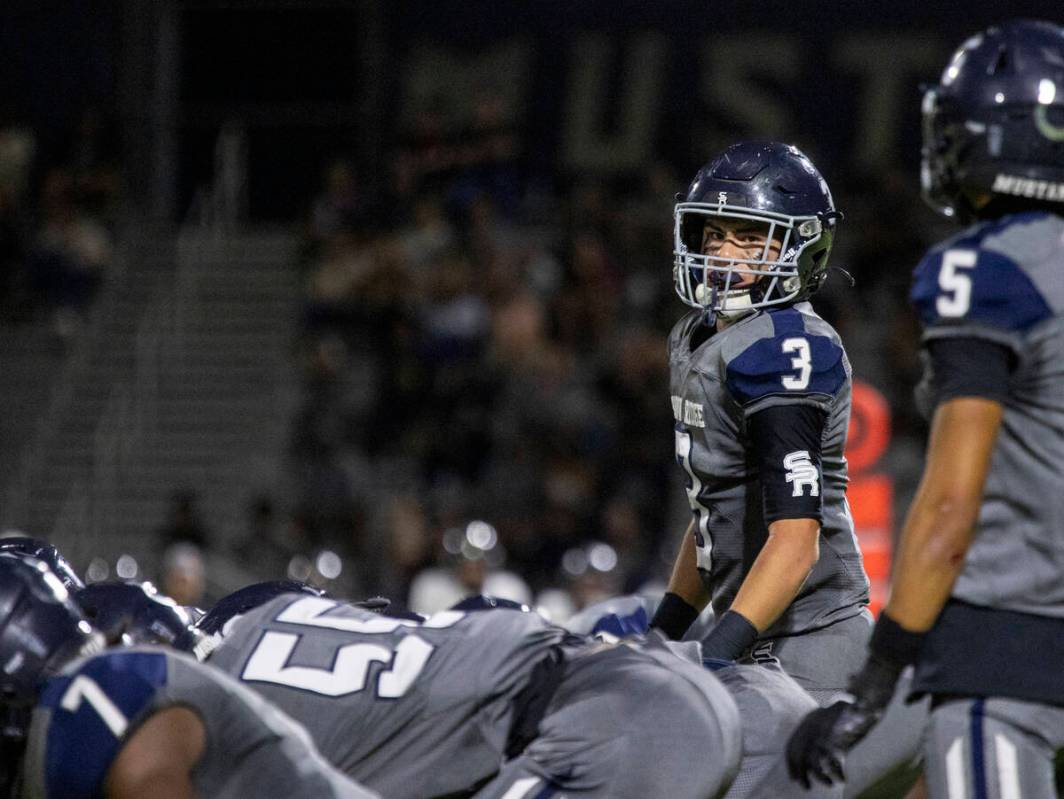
[786,653,903,788]
[787,609,925,788]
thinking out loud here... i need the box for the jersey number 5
[241,597,455,699]
[936,249,977,318]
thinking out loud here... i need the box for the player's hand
[786,698,882,788]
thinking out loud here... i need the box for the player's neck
[715,315,738,332]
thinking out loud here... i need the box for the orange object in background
[846,381,893,617]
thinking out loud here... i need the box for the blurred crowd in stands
[0,106,120,338]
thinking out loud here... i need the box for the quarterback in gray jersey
[208,593,742,799]
[651,141,870,700]
[789,20,1064,798]
[0,555,377,799]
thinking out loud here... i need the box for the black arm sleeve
[747,403,828,524]
[927,336,1015,404]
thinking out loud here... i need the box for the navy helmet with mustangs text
[673,141,841,321]
[922,19,1064,220]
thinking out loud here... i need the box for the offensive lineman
[206,592,742,799]
[650,141,871,700]
[789,20,1064,797]
[0,556,379,799]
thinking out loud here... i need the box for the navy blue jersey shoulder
[725,308,846,407]
[38,651,168,799]
[911,212,1054,333]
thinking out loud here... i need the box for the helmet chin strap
[715,290,756,320]
[695,278,756,322]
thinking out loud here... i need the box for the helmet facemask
[673,202,832,321]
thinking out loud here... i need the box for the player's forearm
[651,520,711,640]
[884,397,1002,632]
[885,486,982,631]
[665,519,711,610]
[730,518,820,632]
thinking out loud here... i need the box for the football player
[0,556,380,799]
[205,591,742,799]
[788,20,1064,797]
[650,142,872,701]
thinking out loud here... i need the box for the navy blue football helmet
[922,20,1064,220]
[195,580,328,637]
[0,536,84,591]
[673,142,841,320]
[0,556,101,709]
[74,582,202,652]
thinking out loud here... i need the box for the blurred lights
[86,557,110,583]
[287,554,312,581]
[442,528,464,555]
[588,543,618,573]
[465,521,497,551]
[1038,79,1056,105]
[994,92,1005,104]
[563,543,619,577]
[316,550,342,580]
[115,555,138,580]
[562,548,589,576]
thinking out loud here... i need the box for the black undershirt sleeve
[926,336,1015,404]
[747,403,828,525]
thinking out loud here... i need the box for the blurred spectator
[0,118,34,316]
[407,520,532,616]
[62,105,122,222]
[536,540,625,624]
[0,105,120,328]
[230,495,302,581]
[27,168,113,336]
[160,542,206,608]
[308,158,365,247]
[157,490,211,550]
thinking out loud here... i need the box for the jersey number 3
[781,337,811,390]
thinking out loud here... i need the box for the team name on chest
[671,395,706,428]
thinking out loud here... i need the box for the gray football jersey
[910,211,1064,616]
[207,595,567,799]
[21,646,378,799]
[668,303,869,636]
